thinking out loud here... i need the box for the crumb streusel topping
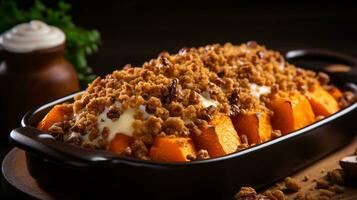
[47,42,354,160]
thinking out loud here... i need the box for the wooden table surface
[2,138,357,200]
[285,137,357,199]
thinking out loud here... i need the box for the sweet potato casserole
[37,42,356,162]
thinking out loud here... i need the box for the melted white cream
[249,83,271,98]
[97,107,135,141]
[139,105,151,119]
[198,92,219,108]
[1,20,65,53]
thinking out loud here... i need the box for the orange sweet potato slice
[37,104,73,132]
[306,84,339,116]
[231,111,272,145]
[109,134,133,154]
[269,92,315,135]
[193,115,241,158]
[150,136,196,162]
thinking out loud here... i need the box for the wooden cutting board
[2,137,357,200]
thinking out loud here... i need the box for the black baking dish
[9,49,357,200]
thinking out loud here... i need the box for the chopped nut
[272,189,286,200]
[107,106,122,119]
[235,187,272,200]
[196,149,210,160]
[229,89,240,105]
[235,187,257,199]
[186,154,196,161]
[240,134,249,145]
[48,124,64,135]
[317,72,330,85]
[316,178,329,189]
[121,146,133,156]
[327,169,345,185]
[302,175,310,182]
[131,139,149,160]
[339,91,357,108]
[237,144,249,151]
[247,41,258,48]
[65,132,82,146]
[271,130,282,139]
[284,177,301,192]
[165,78,179,104]
[230,104,241,117]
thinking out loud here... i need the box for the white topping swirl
[0,20,65,53]
[199,92,219,108]
[249,83,271,98]
[97,107,135,142]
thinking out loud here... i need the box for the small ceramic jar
[0,20,80,136]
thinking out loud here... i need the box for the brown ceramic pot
[0,43,80,137]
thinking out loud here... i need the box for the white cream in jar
[1,20,65,53]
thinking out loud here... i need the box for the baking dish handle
[10,126,112,167]
[285,49,357,82]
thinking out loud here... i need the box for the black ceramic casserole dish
[9,49,357,200]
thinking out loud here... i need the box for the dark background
[69,1,357,76]
[1,0,357,198]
